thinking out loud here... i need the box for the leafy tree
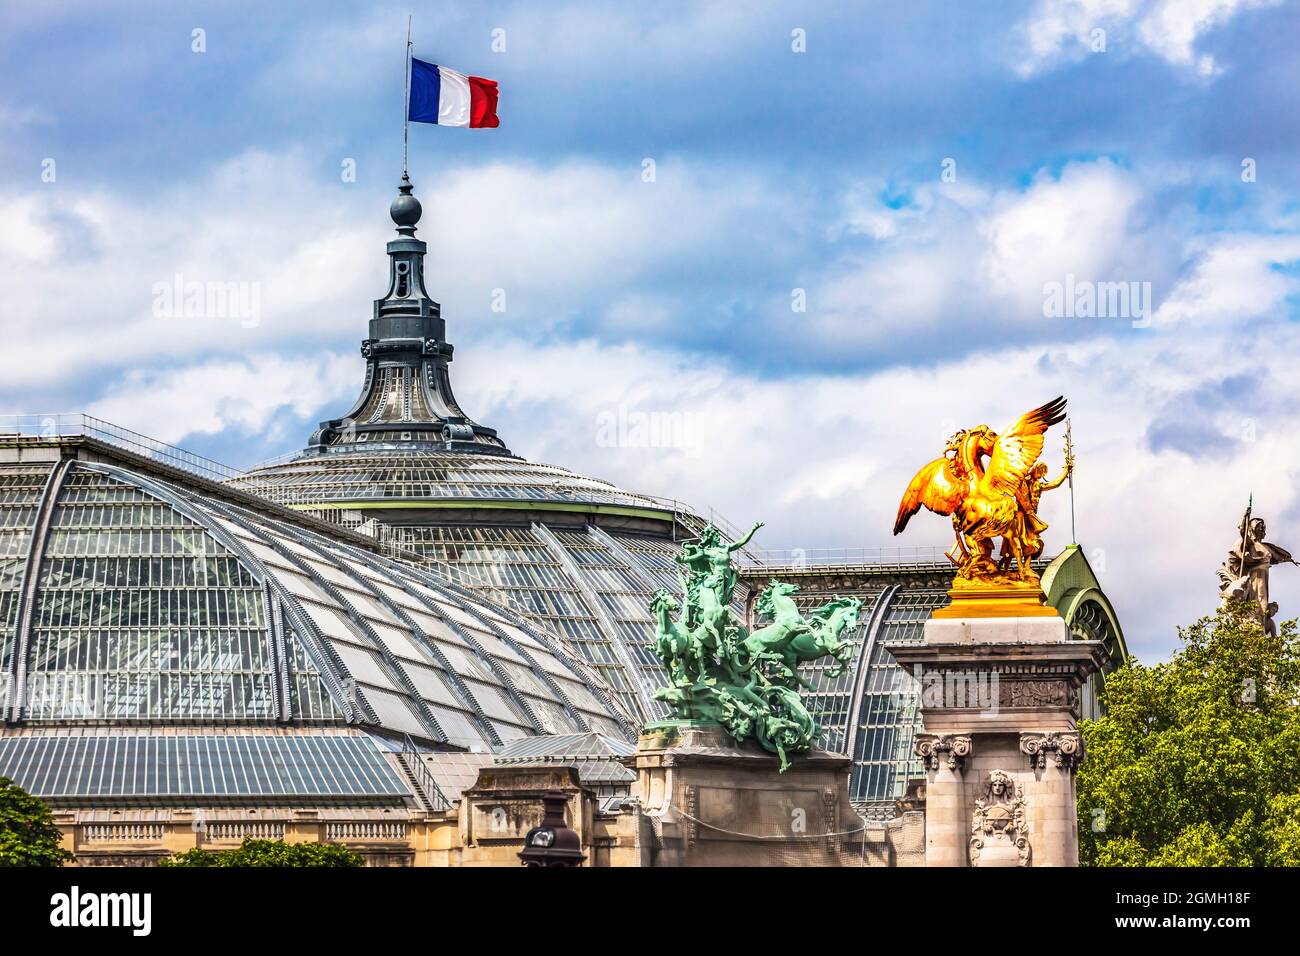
[1078,604,1300,866]
[0,777,74,867]
[160,837,364,867]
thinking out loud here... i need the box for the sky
[3,0,1300,661]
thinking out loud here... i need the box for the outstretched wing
[893,456,966,534]
[985,396,1067,496]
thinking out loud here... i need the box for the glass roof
[230,449,679,514]
[0,732,408,803]
[0,459,635,748]
[381,524,685,724]
[0,444,1121,815]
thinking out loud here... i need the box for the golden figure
[999,453,1074,573]
[893,397,1071,617]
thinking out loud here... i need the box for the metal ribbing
[268,521,510,746]
[530,521,656,725]
[262,581,291,722]
[842,585,901,763]
[6,458,72,723]
[79,462,368,727]
[346,543,611,736]
[317,536,575,739]
[197,497,448,744]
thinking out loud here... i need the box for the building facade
[0,180,1128,864]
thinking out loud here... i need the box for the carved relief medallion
[969,770,1030,867]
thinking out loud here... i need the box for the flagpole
[402,15,413,178]
[1239,493,1253,570]
[1065,418,1077,545]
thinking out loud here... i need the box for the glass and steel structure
[0,453,634,750]
[216,180,1127,809]
[739,551,1126,814]
[0,733,410,803]
[0,180,1130,830]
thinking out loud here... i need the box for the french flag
[408,58,500,128]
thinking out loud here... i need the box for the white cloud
[1014,0,1279,76]
[1153,233,1300,328]
[982,159,1143,301]
[0,150,791,393]
[87,353,356,445]
[458,323,1300,663]
[810,159,1167,355]
[1137,0,1277,74]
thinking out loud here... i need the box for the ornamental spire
[304,177,509,456]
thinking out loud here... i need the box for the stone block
[627,723,863,867]
[924,616,1069,645]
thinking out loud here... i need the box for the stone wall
[49,766,645,868]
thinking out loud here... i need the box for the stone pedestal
[458,765,595,867]
[626,723,862,867]
[890,615,1105,867]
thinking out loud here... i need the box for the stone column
[1020,732,1085,867]
[891,614,1106,869]
[914,734,971,867]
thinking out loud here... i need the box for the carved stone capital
[913,733,972,772]
[1019,731,1085,771]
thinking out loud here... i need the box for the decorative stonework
[684,785,699,848]
[913,733,971,772]
[822,788,841,852]
[1019,731,1084,771]
[969,770,1030,867]
[1001,679,1075,709]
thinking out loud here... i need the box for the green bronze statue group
[647,522,862,771]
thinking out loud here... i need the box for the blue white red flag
[408,58,500,128]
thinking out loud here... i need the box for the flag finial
[390,174,421,236]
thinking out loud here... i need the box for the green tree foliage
[0,777,74,867]
[160,837,365,867]
[1078,604,1300,866]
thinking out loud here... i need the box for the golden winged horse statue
[893,397,1070,593]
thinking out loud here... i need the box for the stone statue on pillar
[891,396,1106,868]
[630,523,866,865]
[892,396,1070,617]
[647,522,861,771]
[1218,503,1296,636]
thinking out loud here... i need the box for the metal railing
[0,413,243,483]
[400,734,453,812]
[0,413,885,566]
[738,545,952,568]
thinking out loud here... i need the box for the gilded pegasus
[893,397,1069,586]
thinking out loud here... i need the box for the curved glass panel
[4,460,634,749]
[234,451,670,511]
[0,465,51,712]
[848,588,947,808]
[28,469,276,721]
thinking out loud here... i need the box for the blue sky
[4,0,1300,660]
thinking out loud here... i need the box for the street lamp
[518,791,585,867]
